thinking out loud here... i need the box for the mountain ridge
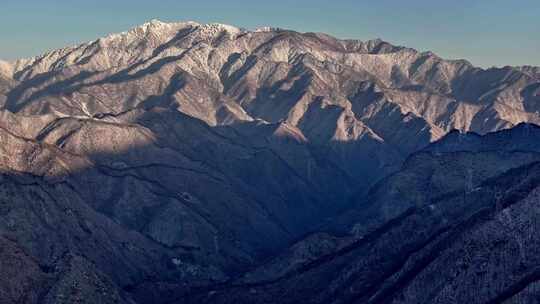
[2,19,538,135]
[2,19,538,79]
[1,20,540,303]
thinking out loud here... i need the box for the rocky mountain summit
[0,20,539,303]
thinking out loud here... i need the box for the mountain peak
[100,19,199,43]
[146,18,167,26]
[96,19,245,48]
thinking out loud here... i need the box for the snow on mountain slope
[3,20,538,139]
[0,20,539,303]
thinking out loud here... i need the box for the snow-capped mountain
[1,20,539,303]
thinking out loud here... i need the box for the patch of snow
[255,26,284,33]
[198,23,245,38]
[172,258,182,266]
[0,60,13,78]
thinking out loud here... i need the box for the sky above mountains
[1,0,538,68]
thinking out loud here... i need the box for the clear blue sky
[1,0,539,68]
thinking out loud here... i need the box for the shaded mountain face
[0,20,539,303]
[189,124,540,304]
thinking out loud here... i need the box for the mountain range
[0,20,539,303]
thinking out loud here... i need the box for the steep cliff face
[0,20,540,303]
